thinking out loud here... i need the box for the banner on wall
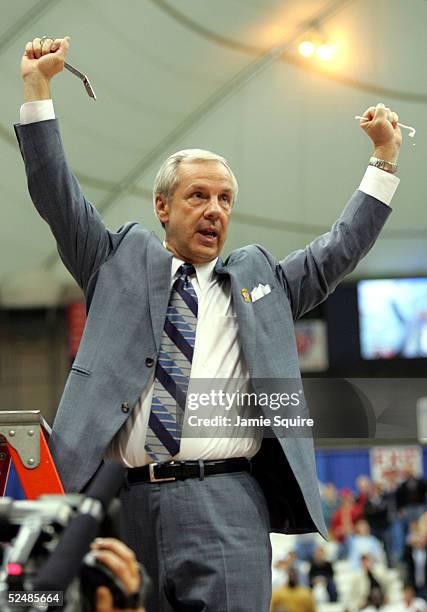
[370,445,422,484]
[295,319,328,372]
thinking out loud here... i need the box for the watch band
[369,156,398,174]
[124,562,152,609]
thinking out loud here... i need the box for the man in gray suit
[16,36,401,611]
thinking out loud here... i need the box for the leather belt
[127,458,251,484]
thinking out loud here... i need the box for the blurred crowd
[271,469,427,611]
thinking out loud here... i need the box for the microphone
[32,462,125,592]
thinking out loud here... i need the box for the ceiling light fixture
[316,43,335,61]
[297,22,335,62]
[298,40,316,58]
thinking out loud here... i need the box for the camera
[0,463,150,611]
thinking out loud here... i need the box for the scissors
[40,35,96,101]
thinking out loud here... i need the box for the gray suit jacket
[15,119,391,538]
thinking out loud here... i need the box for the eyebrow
[186,184,233,193]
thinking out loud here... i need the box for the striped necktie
[145,263,198,461]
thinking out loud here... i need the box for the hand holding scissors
[23,36,96,100]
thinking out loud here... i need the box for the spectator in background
[360,599,399,610]
[345,554,391,612]
[382,471,405,567]
[381,473,404,566]
[348,519,386,569]
[396,469,427,526]
[270,568,316,612]
[359,588,389,611]
[367,583,427,611]
[365,482,392,564]
[321,482,340,529]
[403,533,427,600]
[407,520,422,546]
[272,552,308,589]
[272,557,288,590]
[288,550,309,587]
[331,489,364,557]
[308,545,337,602]
[400,583,427,611]
[356,475,373,508]
[417,510,427,541]
[295,533,318,563]
[383,471,399,496]
[365,482,389,539]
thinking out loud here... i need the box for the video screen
[358,278,427,360]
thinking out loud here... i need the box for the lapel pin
[241,288,252,303]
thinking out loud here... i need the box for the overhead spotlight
[298,40,316,58]
[315,43,335,61]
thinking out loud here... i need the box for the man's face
[314,547,325,562]
[404,586,415,604]
[356,476,370,492]
[156,160,234,264]
[355,520,370,536]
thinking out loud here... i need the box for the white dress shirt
[106,255,261,466]
[20,100,400,466]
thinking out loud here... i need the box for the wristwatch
[121,562,152,610]
[369,156,398,174]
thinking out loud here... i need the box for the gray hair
[153,149,238,215]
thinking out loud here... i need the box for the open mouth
[197,228,218,243]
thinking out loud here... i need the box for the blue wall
[316,447,427,491]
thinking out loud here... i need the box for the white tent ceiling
[1,0,426,306]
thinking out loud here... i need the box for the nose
[203,197,221,219]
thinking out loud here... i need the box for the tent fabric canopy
[1,0,426,306]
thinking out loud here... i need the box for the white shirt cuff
[359,164,400,207]
[20,99,55,124]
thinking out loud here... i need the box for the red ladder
[0,411,64,499]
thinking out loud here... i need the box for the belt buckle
[149,462,176,483]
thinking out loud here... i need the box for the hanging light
[316,43,335,61]
[298,40,316,58]
[297,20,336,63]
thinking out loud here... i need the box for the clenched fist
[21,36,70,81]
[21,36,70,102]
[359,102,402,163]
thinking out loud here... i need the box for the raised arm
[277,103,402,320]
[15,37,113,291]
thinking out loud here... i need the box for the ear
[155,194,170,225]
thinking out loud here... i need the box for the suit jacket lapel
[216,257,257,375]
[146,252,257,371]
[147,237,173,351]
